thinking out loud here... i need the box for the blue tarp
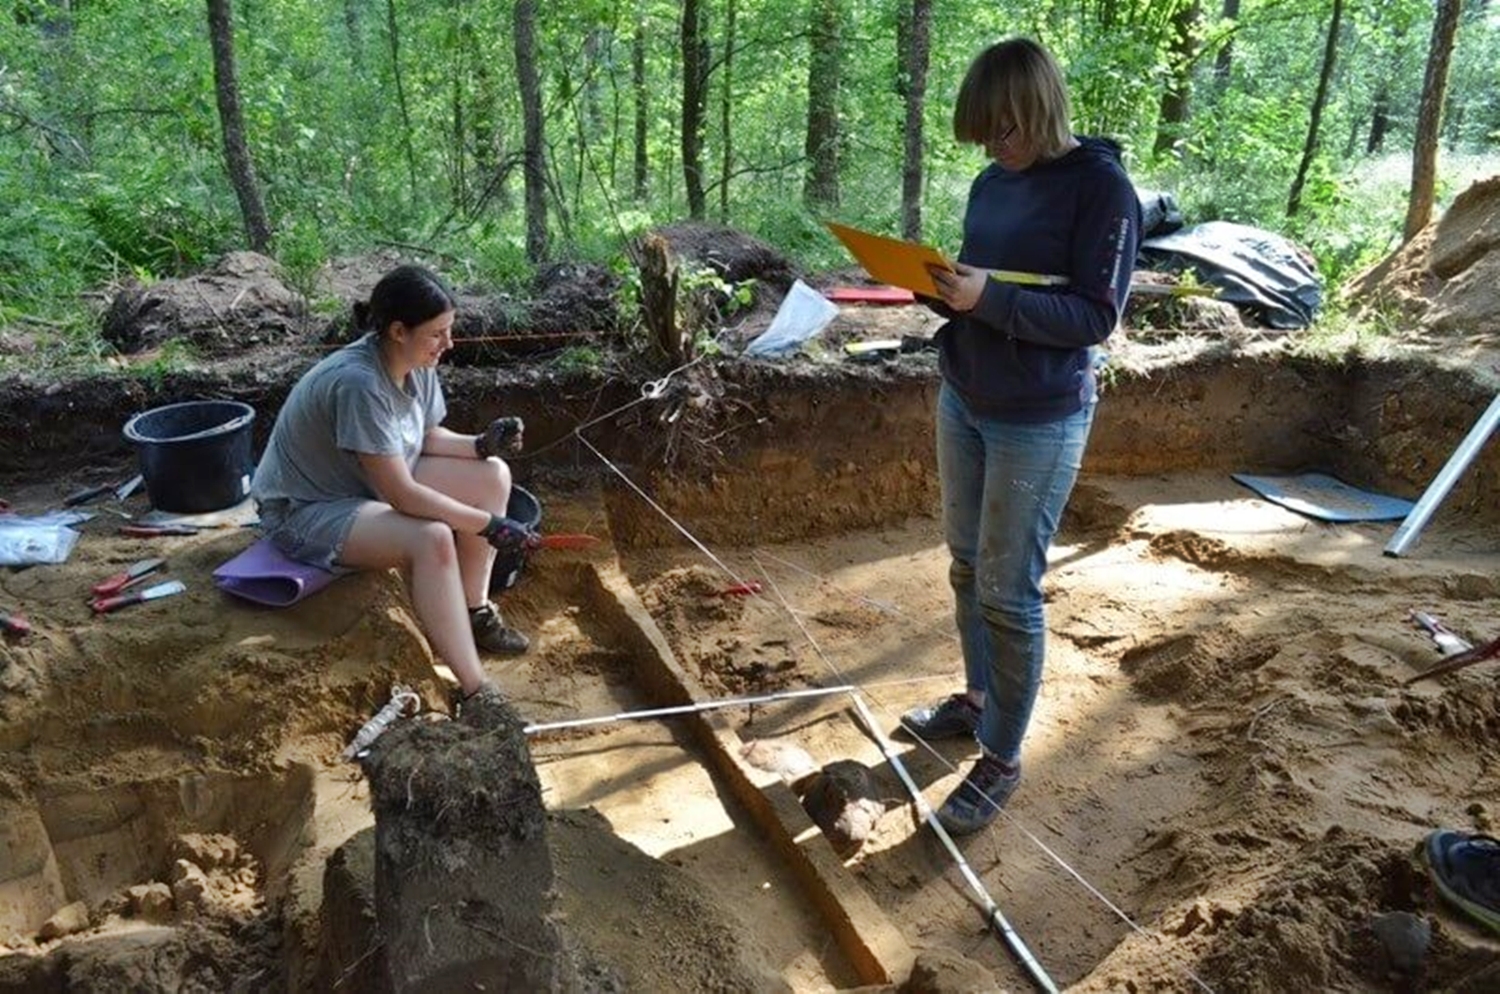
[1231,472,1414,523]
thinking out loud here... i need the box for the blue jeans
[936,383,1095,764]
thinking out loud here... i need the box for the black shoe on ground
[936,754,1021,835]
[470,602,530,656]
[899,693,981,740]
[1424,829,1500,934]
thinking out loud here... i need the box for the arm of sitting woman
[357,452,491,534]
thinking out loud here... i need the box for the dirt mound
[552,808,792,992]
[1125,271,1247,338]
[646,222,799,289]
[102,251,307,356]
[0,830,282,993]
[1194,826,1496,991]
[1348,174,1500,337]
[316,253,621,364]
[1118,627,1282,703]
[1079,828,1500,993]
[0,921,278,994]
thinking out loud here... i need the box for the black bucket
[123,400,256,514]
[490,485,543,593]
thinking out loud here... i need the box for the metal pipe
[522,684,858,736]
[848,693,1059,994]
[1386,392,1500,557]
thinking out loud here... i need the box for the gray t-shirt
[251,334,447,504]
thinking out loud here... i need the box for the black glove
[479,514,539,556]
[475,417,525,459]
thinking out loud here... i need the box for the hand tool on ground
[1411,610,1473,655]
[113,475,145,501]
[64,482,116,507]
[118,524,201,538]
[1406,634,1500,685]
[92,558,166,598]
[0,607,31,638]
[92,579,186,615]
[342,684,422,760]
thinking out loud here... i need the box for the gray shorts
[256,497,372,574]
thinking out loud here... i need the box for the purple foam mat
[214,539,336,607]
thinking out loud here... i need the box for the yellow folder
[826,222,1074,298]
[825,222,954,297]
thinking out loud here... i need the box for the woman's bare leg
[340,504,488,695]
[413,455,511,608]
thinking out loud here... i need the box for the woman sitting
[251,264,532,701]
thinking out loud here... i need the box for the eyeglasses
[991,123,1018,149]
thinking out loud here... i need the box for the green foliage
[551,344,605,375]
[0,0,1496,354]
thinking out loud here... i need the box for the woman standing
[900,39,1141,834]
[251,265,533,703]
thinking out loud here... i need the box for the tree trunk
[514,0,548,261]
[1213,0,1240,83]
[803,0,842,210]
[1365,85,1390,154]
[718,0,736,222]
[899,0,932,241]
[1403,0,1463,240]
[680,0,708,219]
[583,28,606,137]
[633,10,648,201]
[342,0,362,69]
[206,0,272,252]
[384,0,419,200]
[1154,0,1200,156]
[449,0,466,211]
[1286,0,1344,218]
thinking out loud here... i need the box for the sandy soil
[5,433,1500,990]
[0,477,854,992]
[619,471,1500,991]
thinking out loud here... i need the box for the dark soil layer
[5,350,1500,549]
[360,693,574,992]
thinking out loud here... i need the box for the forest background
[1,0,1497,367]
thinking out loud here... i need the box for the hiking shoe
[936,755,1021,835]
[470,602,530,656]
[1423,830,1500,935]
[899,694,981,740]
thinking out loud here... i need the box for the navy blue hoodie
[936,136,1141,422]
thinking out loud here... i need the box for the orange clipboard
[825,222,954,298]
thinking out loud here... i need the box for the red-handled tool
[92,558,166,598]
[1,608,31,638]
[1406,633,1500,685]
[119,524,201,538]
[92,579,186,615]
[537,534,600,551]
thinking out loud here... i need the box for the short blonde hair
[954,38,1074,161]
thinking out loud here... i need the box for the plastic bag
[0,511,90,566]
[745,280,839,357]
[1140,221,1322,329]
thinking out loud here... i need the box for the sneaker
[899,694,981,740]
[1423,830,1500,935]
[936,754,1021,835]
[470,602,530,656]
